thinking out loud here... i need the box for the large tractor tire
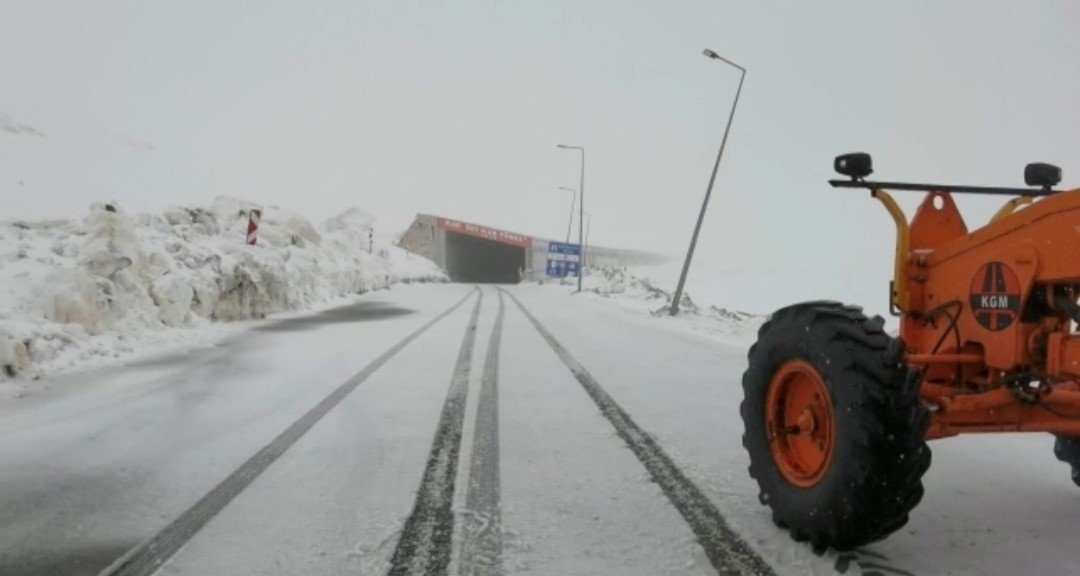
[741,301,932,550]
[1053,435,1080,486]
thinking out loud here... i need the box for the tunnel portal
[398,214,663,284]
[445,232,525,284]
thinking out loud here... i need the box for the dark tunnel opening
[445,232,525,284]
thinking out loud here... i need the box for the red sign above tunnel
[437,218,533,248]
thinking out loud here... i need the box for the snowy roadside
[0,197,446,390]
[529,266,765,350]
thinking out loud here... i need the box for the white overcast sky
[3,1,1079,311]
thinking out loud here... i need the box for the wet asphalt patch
[121,302,415,372]
[0,542,140,576]
[256,301,416,333]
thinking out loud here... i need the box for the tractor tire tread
[741,301,931,550]
[1053,435,1080,487]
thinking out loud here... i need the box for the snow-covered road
[1,284,1078,576]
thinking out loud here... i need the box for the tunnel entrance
[445,232,525,284]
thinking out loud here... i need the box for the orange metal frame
[875,187,1080,440]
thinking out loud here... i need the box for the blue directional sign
[546,241,581,278]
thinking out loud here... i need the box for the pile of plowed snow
[0,197,445,381]
[574,265,764,346]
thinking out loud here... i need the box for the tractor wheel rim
[765,359,835,488]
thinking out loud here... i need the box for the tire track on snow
[458,290,505,576]
[504,288,775,576]
[387,290,484,576]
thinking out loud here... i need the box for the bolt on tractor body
[742,153,1080,550]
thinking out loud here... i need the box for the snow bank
[545,266,764,347]
[0,197,446,381]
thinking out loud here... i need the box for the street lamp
[670,49,746,315]
[558,144,585,293]
[558,186,577,243]
[584,212,592,267]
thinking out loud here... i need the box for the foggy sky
[3,1,1079,312]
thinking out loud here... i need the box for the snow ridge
[0,197,446,382]
[574,266,764,347]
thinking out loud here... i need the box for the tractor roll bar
[829,179,1056,197]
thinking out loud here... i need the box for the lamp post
[584,212,592,268]
[558,144,585,292]
[670,49,746,315]
[559,186,577,243]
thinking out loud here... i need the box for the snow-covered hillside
[0,197,446,382]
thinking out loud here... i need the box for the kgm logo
[969,261,1021,331]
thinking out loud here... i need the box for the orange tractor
[742,153,1080,549]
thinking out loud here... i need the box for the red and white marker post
[246,209,262,246]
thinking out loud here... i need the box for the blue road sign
[546,241,581,278]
